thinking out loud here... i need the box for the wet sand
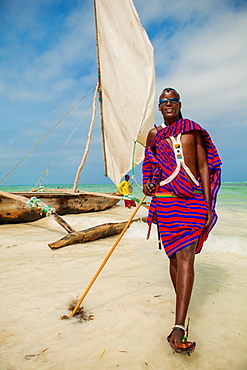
[0,205,246,369]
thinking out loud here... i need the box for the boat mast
[73,85,98,192]
[93,0,108,177]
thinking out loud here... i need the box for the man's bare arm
[196,131,212,227]
[146,128,157,146]
[143,128,158,196]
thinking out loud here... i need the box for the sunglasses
[159,98,179,106]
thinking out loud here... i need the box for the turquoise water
[1,182,246,210]
[0,183,119,194]
[216,182,247,210]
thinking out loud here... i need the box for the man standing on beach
[117,175,136,208]
[142,88,221,355]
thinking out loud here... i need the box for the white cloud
[0,1,96,105]
[153,8,247,127]
[1,0,247,184]
[136,0,247,182]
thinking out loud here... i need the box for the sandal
[167,321,196,356]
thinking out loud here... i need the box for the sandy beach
[0,203,246,369]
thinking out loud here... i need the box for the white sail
[95,0,155,185]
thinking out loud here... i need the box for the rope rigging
[35,103,94,188]
[1,82,145,192]
[0,85,96,183]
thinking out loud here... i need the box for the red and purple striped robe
[142,119,222,257]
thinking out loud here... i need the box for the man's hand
[204,208,212,227]
[143,181,154,196]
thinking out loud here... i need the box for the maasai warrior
[142,88,222,355]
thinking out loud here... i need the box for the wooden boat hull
[0,191,120,224]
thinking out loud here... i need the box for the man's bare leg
[169,254,177,292]
[168,240,197,349]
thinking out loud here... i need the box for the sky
[0,0,247,186]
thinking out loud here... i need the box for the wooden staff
[70,194,146,317]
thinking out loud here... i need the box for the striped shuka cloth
[142,119,222,257]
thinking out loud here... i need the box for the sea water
[1,182,246,255]
[1,181,247,204]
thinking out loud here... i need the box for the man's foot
[167,325,196,356]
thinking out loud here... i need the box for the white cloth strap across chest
[159,133,199,186]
